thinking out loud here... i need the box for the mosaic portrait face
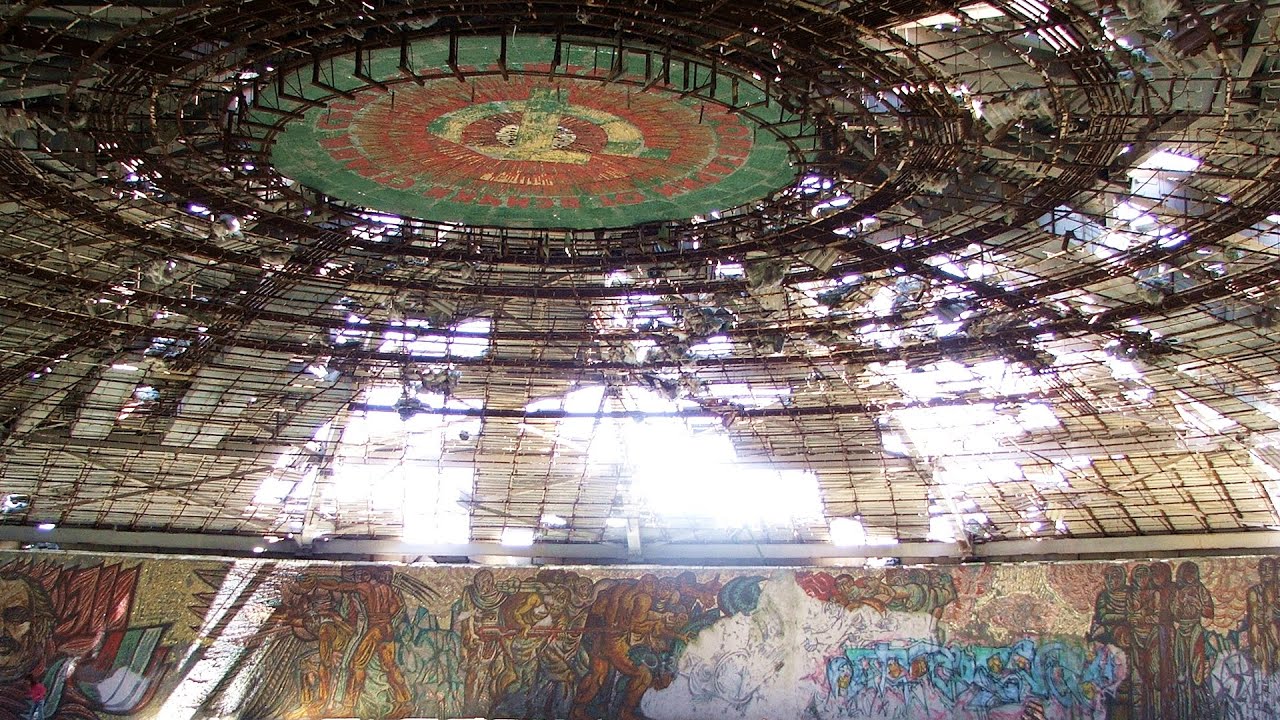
[0,577,41,675]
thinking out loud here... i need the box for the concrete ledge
[0,525,1276,564]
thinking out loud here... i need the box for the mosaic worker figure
[315,567,414,716]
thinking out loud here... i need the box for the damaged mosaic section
[1,551,1277,720]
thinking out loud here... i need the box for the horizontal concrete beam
[970,532,1280,559]
[0,526,1277,564]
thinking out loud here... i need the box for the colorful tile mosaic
[3,551,1279,719]
[259,37,801,229]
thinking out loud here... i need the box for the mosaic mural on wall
[0,551,1277,719]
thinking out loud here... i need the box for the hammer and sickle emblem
[429,87,669,165]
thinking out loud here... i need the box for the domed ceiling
[0,0,1278,562]
[264,36,801,228]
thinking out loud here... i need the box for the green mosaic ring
[259,36,805,230]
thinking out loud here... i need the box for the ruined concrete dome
[0,0,1278,562]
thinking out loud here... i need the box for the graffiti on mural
[796,568,1117,720]
[820,638,1121,719]
[797,569,958,619]
[4,552,1280,720]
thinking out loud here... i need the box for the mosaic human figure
[1087,565,1131,647]
[0,573,54,683]
[570,572,718,720]
[1171,561,1214,718]
[0,561,170,720]
[316,567,414,717]
[538,573,596,716]
[1246,556,1280,675]
[452,569,510,712]
[1125,564,1159,720]
[280,573,356,716]
[491,584,554,713]
[1153,563,1178,713]
[1128,563,1180,720]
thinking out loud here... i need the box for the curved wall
[0,551,1275,719]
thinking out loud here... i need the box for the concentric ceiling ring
[3,0,1280,548]
[17,0,1263,353]
[252,36,803,229]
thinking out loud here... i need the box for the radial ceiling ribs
[0,0,1278,555]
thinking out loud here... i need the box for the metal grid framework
[2,0,1280,560]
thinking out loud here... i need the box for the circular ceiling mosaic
[264,38,801,229]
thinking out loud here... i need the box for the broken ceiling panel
[0,0,1277,559]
